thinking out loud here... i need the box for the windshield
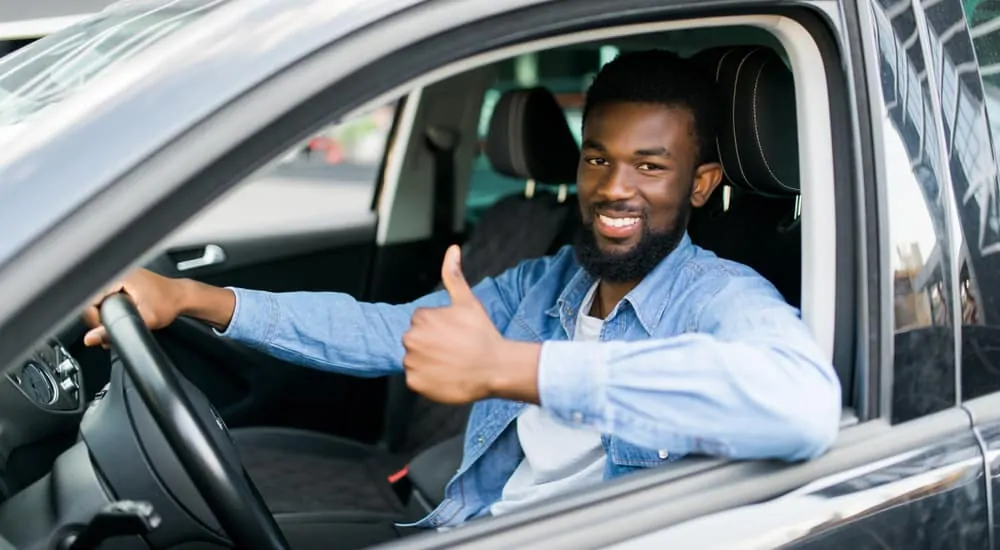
[0,0,228,127]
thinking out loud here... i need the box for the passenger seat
[688,46,803,308]
[232,86,582,522]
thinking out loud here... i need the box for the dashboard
[6,339,83,412]
[0,337,89,500]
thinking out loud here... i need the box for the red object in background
[387,465,409,484]
[306,135,344,164]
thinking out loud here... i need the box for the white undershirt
[490,282,606,517]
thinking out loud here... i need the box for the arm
[532,276,842,462]
[214,259,540,378]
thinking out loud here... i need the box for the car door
[936,0,1000,544]
[135,106,402,441]
[376,0,993,547]
[0,0,991,547]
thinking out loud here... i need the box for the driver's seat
[229,85,582,549]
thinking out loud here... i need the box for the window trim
[360,11,839,364]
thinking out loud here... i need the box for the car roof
[0,0,423,270]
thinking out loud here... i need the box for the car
[0,0,998,548]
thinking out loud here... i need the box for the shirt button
[658,449,669,459]
[571,411,584,424]
[476,435,485,444]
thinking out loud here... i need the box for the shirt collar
[547,232,695,335]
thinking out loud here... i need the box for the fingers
[440,245,476,306]
[81,305,101,329]
[83,326,110,349]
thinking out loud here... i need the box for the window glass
[465,48,604,224]
[271,102,397,189]
[870,0,958,423]
[950,0,1000,399]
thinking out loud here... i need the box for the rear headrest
[692,46,800,196]
[485,87,580,185]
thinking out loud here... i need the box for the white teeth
[599,215,639,228]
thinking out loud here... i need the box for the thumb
[441,245,476,306]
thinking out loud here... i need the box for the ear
[689,162,724,208]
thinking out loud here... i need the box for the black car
[0,0,998,548]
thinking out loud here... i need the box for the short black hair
[582,49,719,166]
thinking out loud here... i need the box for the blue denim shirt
[220,234,841,528]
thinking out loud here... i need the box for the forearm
[215,287,440,376]
[177,278,237,330]
[210,275,518,377]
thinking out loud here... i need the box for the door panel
[974,420,1000,548]
[784,431,989,549]
[132,108,398,442]
[602,430,989,550]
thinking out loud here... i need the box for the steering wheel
[100,294,290,550]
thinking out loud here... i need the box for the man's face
[574,101,722,283]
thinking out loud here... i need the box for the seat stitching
[731,49,759,192]
[715,50,734,185]
[751,59,795,193]
[510,92,529,177]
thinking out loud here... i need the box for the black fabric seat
[231,86,582,537]
[687,46,803,308]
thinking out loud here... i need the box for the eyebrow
[582,139,672,158]
[635,146,672,158]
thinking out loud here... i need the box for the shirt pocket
[608,437,682,468]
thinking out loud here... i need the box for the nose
[595,164,636,202]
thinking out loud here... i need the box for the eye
[585,157,608,166]
[637,162,665,171]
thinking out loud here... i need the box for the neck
[589,280,638,319]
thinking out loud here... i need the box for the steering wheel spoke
[100,294,289,550]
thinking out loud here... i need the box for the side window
[270,102,398,196]
[176,101,399,246]
[950,0,1000,399]
[870,1,958,423]
[465,47,618,224]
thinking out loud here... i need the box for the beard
[573,200,691,284]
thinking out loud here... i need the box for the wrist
[486,340,542,404]
[173,277,200,318]
[174,278,236,330]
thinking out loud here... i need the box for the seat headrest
[692,46,800,196]
[485,87,580,185]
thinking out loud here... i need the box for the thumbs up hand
[402,245,541,405]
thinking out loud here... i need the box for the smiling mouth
[597,214,640,228]
[593,211,643,240]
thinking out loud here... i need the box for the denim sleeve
[218,263,534,377]
[536,275,842,462]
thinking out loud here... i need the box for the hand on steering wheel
[99,293,289,550]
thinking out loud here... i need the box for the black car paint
[871,0,960,424]
[0,0,998,548]
[795,431,989,549]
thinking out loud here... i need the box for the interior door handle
[175,244,227,272]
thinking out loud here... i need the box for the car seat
[231,86,582,527]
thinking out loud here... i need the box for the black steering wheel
[100,294,290,550]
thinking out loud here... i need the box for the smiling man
[83,50,841,531]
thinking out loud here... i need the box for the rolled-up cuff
[537,341,610,428]
[213,287,276,348]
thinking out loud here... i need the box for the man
[83,50,841,529]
